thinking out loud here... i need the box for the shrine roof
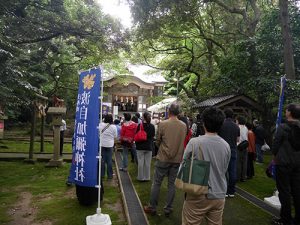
[193,94,263,111]
[103,64,167,84]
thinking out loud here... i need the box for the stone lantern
[46,107,66,167]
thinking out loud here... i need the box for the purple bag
[266,160,276,179]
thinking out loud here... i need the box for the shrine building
[103,65,167,116]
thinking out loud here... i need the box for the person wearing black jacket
[253,119,266,163]
[272,103,300,225]
[135,112,155,181]
[219,108,240,197]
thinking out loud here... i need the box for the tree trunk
[206,40,213,77]
[29,102,36,159]
[279,0,295,80]
[40,114,45,153]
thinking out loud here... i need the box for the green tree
[279,0,295,79]
[209,4,300,130]
[129,0,300,133]
[128,0,276,102]
[0,0,127,119]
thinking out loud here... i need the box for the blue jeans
[227,149,237,195]
[256,144,263,163]
[131,143,137,164]
[122,146,129,169]
[101,147,113,178]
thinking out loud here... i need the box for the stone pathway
[236,187,280,218]
[115,151,149,225]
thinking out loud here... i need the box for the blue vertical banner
[276,76,286,128]
[69,67,101,187]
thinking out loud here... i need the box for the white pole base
[264,196,281,210]
[86,213,112,225]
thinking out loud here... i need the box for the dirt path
[8,192,52,225]
[6,167,125,225]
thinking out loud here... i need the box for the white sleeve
[114,125,118,138]
[191,123,197,136]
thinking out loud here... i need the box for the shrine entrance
[113,95,138,112]
[104,70,167,116]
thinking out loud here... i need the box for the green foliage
[147,96,165,105]
[0,139,72,153]
[130,0,300,115]
[238,154,276,199]
[0,0,128,121]
[211,5,300,104]
[129,0,282,102]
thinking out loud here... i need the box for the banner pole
[97,69,104,212]
[86,67,111,225]
[275,75,286,129]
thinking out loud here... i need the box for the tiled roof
[147,97,177,112]
[194,95,236,108]
[103,64,167,84]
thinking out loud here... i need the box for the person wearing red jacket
[120,113,138,172]
[246,122,256,179]
[179,115,192,149]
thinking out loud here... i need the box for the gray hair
[168,103,180,116]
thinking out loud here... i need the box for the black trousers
[276,165,300,224]
[60,131,64,156]
[76,180,104,206]
[247,152,255,178]
[75,162,104,205]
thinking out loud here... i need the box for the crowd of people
[98,103,300,225]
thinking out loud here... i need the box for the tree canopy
[0,0,128,119]
[1,0,300,125]
[128,0,300,122]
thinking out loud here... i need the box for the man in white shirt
[60,119,67,156]
[237,116,249,182]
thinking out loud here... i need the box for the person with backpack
[120,113,138,172]
[272,103,300,225]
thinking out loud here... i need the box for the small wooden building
[193,94,263,119]
[103,65,167,116]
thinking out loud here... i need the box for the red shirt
[248,130,256,153]
[184,129,193,149]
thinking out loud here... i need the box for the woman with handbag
[135,112,155,181]
[181,106,231,225]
